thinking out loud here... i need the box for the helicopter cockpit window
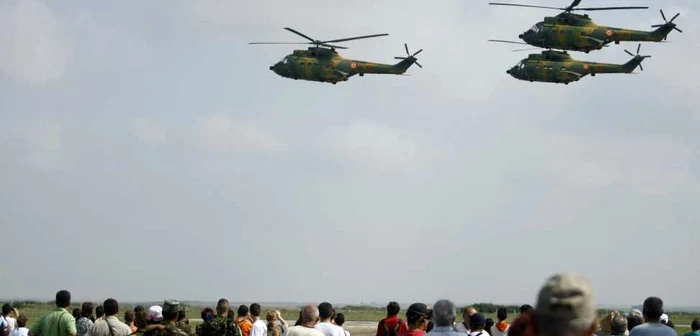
[530,23,540,33]
[281,56,290,64]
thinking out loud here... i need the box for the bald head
[301,305,319,326]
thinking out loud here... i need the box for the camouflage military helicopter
[249,28,422,84]
[506,43,650,84]
[488,0,683,53]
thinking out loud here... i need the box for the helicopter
[505,43,650,84]
[488,0,682,53]
[249,28,422,84]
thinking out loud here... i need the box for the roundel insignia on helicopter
[606,30,614,37]
[350,62,357,69]
[583,63,590,70]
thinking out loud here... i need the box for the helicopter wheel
[359,73,364,77]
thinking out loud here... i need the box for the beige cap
[535,273,596,336]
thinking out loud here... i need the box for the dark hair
[201,308,215,321]
[17,315,28,328]
[318,302,333,320]
[2,304,12,316]
[163,310,178,321]
[73,308,82,319]
[627,315,644,331]
[96,305,105,318]
[217,299,230,315]
[134,306,145,315]
[178,310,186,321]
[426,320,434,333]
[125,310,135,323]
[485,318,495,334]
[497,308,508,321]
[642,297,663,320]
[335,313,345,326]
[691,318,700,331]
[238,305,249,317]
[387,302,400,316]
[508,311,537,336]
[294,310,302,326]
[103,299,119,316]
[250,303,261,317]
[519,305,533,315]
[135,311,149,330]
[81,302,94,318]
[56,290,71,308]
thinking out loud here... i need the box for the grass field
[4,304,696,336]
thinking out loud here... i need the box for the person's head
[300,304,320,326]
[266,311,277,323]
[103,298,119,316]
[201,308,214,321]
[626,314,643,331]
[135,311,149,330]
[56,290,71,308]
[95,305,105,319]
[485,318,495,333]
[178,310,186,322]
[535,273,597,336]
[470,314,486,331]
[432,299,456,327]
[162,299,181,321]
[335,313,346,327]
[81,302,94,319]
[519,305,533,315]
[406,303,432,331]
[691,318,700,331]
[238,305,249,318]
[387,302,400,317]
[508,311,537,336]
[611,315,627,335]
[72,308,82,319]
[134,306,145,315]
[250,303,261,318]
[318,302,334,321]
[497,308,508,322]
[217,299,230,316]
[642,297,663,322]
[125,310,135,325]
[147,306,163,323]
[17,315,28,328]
[2,304,13,316]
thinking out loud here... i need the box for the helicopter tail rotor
[394,43,423,68]
[623,43,651,72]
[651,9,682,40]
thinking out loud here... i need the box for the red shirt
[398,330,425,336]
[376,316,408,336]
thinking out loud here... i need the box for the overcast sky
[1,0,698,308]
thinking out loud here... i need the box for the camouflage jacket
[176,320,194,336]
[197,316,242,336]
[153,321,191,336]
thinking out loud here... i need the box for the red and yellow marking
[606,30,613,37]
[583,63,590,70]
[350,62,357,69]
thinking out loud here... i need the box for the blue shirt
[427,326,464,336]
[629,323,676,336]
[682,331,700,336]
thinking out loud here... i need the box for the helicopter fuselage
[519,13,673,52]
[268,48,411,84]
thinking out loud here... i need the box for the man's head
[335,313,345,326]
[2,304,13,316]
[432,299,456,327]
[134,306,145,315]
[642,297,663,322]
[238,305,249,318]
[611,315,627,335]
[250,303,261,318]
[81,302,94,318]
[406,303,432,330]
[162,299,181,321]
[17,315,28,328]
[519,305,533,315]
[318,302,334,321]
[387,302,400,317]
[469,314,486,331]
[535,273,596,336]
[56,290,71,308]
[691,318,700,331]
[626,314,643,331]
[216,299,230,316]
[497,308,508,322]
[125,310,135,324]
[300,304,319,326]
[96,305,104,319]
[104,298,119,316]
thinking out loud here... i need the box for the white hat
[147,305,163,322]
[660,314,668,324]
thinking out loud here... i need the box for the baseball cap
[407,303,432,319]
[162,299,182,315]
[147,305,163,322]
[470,313,486,327]
[535,273,596,336]
[660,314,669,324]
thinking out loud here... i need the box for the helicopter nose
[506,69,511,74]
[269,65,274,71]
[519,34,524,39]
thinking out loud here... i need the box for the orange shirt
[237,317,253,336]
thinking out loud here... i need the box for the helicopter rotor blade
[660,9,667,22]
[639,64,644,71]
[574,6,648,11]
[488,39,530,45]
[405,43,410,55]
[413,49,423,56]
[674,27,683,33]
[624,49,635,57]
[394,57,407,60]
[319,44,348,49]
[321,33,388,44]
[249,42,313,45]
[415,62,423,68]
[489,2,564,10]
[512,47,543,52]
[283,27,317,43]
[651,24,665,28]
[670,13,680,22]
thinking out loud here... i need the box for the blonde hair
[266,312,280,336]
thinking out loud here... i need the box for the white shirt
[629,323,676,336]
[314,322,345,336]
[90,316,132,336]
[11,327,29,336]
[287,326,325,336]
[468,331,490,336]
[251,319,268,336]
[5,317,16,333]
[454,322,469,334]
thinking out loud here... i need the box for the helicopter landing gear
[359,73,364,77]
